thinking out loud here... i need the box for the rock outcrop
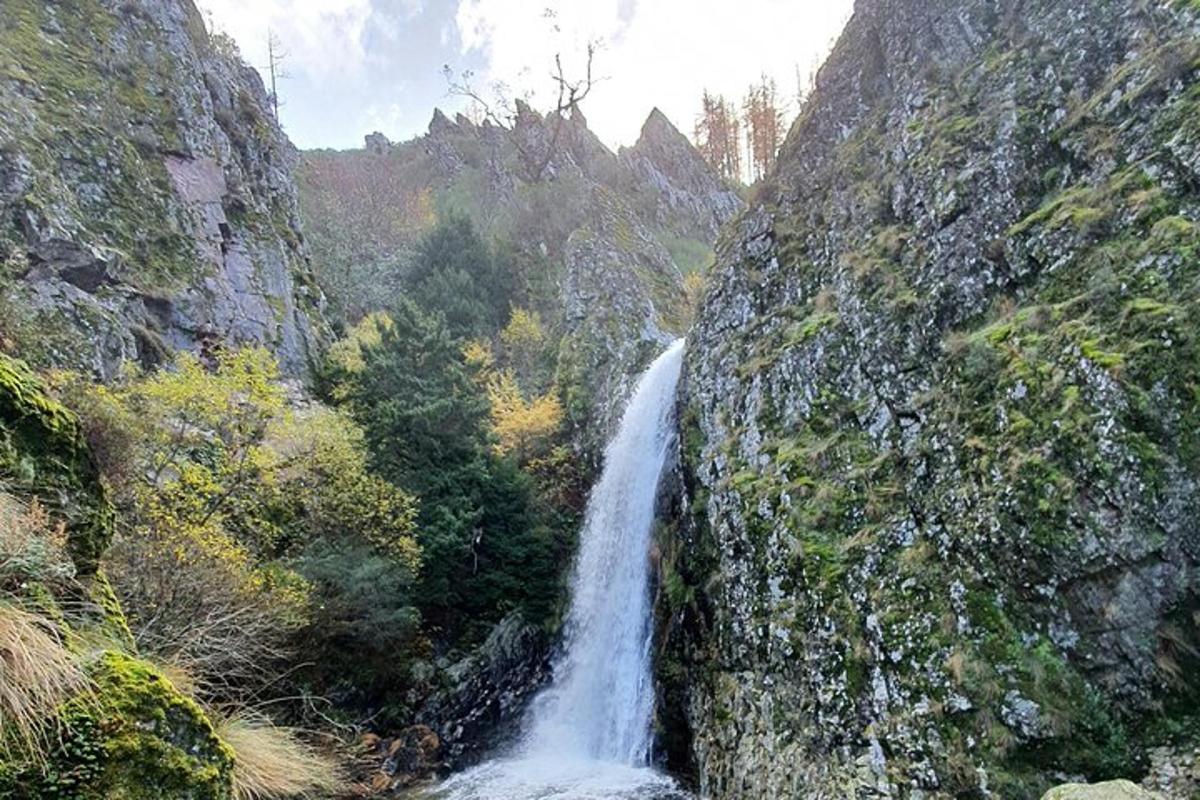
[413,612,553,772]
[0,0,328,379]
[667,0,1200,797]
[1041,781,1163,800]
[620,108,745,243]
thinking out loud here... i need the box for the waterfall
[524,337,685,763]
[432,340,690,800]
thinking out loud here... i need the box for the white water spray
[432,340,689,800]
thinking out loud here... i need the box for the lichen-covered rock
[1142,746,1200,800]
[1041,780,1163,800]
[669,0,1200,797]
[558,187,685,465]
[4,653,235,800]
[0,0,328,379]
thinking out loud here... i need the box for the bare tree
[694,90,742,183]
[266,30,289,121]
[743,74,784,182]
[442,25,601,182]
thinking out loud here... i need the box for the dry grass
[0,603,92,764]
[217,711,344,800]
[0,492,75,588]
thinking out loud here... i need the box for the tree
[334,301,562,641]
[65,349,302,694]
[407,215,513,340]
[694,90,742,182]
[499,307,548,391]
[485,371,564,462]
[266,30,289,121]
[742,75,784,182]
[63,348,422,702]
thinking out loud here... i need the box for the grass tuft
[217,711,344,800]
[0,602,92,764]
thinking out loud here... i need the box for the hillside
[2,0,1199,798]
[297,103,743,460]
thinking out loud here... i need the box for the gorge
[0,0,1198,799]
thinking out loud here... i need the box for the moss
[90,652,234,799]
[87,570,136,653]
[0,354,114,573]
[9,653,234,800]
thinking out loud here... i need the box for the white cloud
[452,0,854,148]
[195,0,374,84]
[362,101,409,133]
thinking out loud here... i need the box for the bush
[62,347,423,709]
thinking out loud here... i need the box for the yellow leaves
[462,339,495,373]
[683,272,707,309]
[134,347,283,431]
[500,308,546,387]
[485,370,563,458]
[466,309,561,461]
[261,405,422,572]
[327,312,394,377]
[500,307,546,353]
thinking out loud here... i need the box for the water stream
[428,340,690,800]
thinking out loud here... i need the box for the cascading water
[430,340,691,800]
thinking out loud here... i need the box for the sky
[194,0,855,152]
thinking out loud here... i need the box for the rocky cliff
[0,0,327,379]
[667,0,1200,797]
[299,104,743,462]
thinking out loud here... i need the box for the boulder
[1041,781,1164,800]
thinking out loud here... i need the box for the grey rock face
[620,108,745,242]
[0,0,328,378]
[667,0,1200,797]
[558,186,683,463]
[415,612,553,770]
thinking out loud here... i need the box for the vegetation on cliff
[670,0,1200,797]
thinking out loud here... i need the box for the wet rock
[415,612,553,770]
[381,725,441,785]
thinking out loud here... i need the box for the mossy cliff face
[0,0,328,379]
[0,354,113,572]
[669,0,1200,797]
[0,354,233,798]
